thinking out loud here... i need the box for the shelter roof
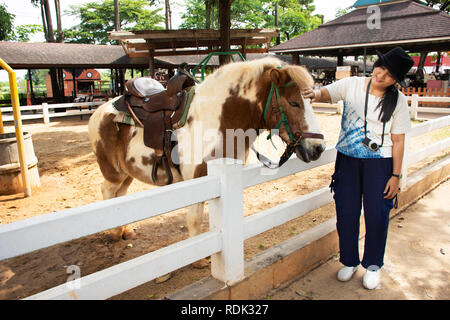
[270,0,450,56]
[109,29,278,57]
[0,42,372,72]
[0,41,171,69]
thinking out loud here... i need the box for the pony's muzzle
[295,139,325,163]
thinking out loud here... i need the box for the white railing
[407,95,450,120]
[312,95,450,120]
[0,115,448,300]
[0,101,104,124]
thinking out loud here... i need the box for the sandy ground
[0,112,448,300]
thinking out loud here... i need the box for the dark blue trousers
[330,152,394,269]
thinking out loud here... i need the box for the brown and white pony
[88,57,325,249]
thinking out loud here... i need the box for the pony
[88,57,325,266]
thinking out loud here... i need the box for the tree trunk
[165,0,172,30]
[218,0,232,65]
[114,0,120,31]
[43,0,55,42]
[206,0,215,29]
[274,3,280,45]
[40,0,49,42]
[54,0,63,42]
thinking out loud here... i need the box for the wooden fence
[401,87,449,108]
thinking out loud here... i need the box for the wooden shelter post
[292,52,300,65]
[363,47,367,76]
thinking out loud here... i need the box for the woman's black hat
[375,47,414,88]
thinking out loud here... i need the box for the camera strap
[364,79,385,147]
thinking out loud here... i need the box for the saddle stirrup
[152,154,173,185]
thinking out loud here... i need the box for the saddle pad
[114,112,138,127]
[174,86,196,129]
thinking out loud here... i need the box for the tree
[180,0,322,43]
[14,24,44,42]
[64,0,165,44]
[335,6,354,18]
[423,0,449,13]
[0,3,44,42]
[0,3,15,41]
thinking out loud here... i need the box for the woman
[302,47,414,290]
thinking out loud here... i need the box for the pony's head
[196,57,325,164]
[257,59,325,163]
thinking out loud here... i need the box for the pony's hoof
[192,258,210,269]
[155,273,172,284]
[107,229,124,242]
[122,228,136,240]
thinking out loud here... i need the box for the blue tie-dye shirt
[325,77,411,159]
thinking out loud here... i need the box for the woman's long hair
[373,59,399,123]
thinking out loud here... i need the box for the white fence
[0,101,104,124]
[313,95,450,119]
[407,95,450,120]
[0,115,449,300]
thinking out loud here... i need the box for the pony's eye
[289,101,300,108]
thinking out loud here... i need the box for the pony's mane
[201,56,284,88]
[201,56,313,91]
[285,64,314,91]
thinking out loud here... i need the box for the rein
[256,76,324,169]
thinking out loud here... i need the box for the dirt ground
[0,112,448,300]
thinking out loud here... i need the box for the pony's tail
[286,65,314,90]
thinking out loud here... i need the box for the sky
[0,0,356,81]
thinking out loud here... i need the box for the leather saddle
[113,65,198,185]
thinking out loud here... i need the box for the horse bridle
[255,77,324,168]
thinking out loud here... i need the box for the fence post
[400,133,410,190]
[410,94,418,120]
[42,103,50,124]
[207,158,244,285]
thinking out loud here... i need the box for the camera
[362,137,380,152]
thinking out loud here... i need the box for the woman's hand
[383,176,400,199]
[301,87,316,100]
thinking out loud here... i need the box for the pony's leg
[187,202,210,268]
[116,176,136,240]
[101,177,134,241]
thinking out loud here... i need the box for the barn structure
[45,68,102,98]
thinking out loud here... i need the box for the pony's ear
[270,68,290,87]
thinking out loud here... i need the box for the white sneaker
[363,269,380,290]
[337,265,358,282]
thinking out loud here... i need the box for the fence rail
[0,115,448,300]
[0,101,104,123]
[313,96,450,120]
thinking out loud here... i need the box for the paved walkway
[269,179,450,300]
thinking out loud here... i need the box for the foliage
[180,0,323,42]
[14,24,44,42]
[24,69,49,87]
[0,3,15,41]
[422,0,449,13]
[335,6,354,18]
[64,0,165,44]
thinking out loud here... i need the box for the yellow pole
[0,106,4,134]
[0,58,31,197]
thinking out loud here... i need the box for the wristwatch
[392,173,402,179]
